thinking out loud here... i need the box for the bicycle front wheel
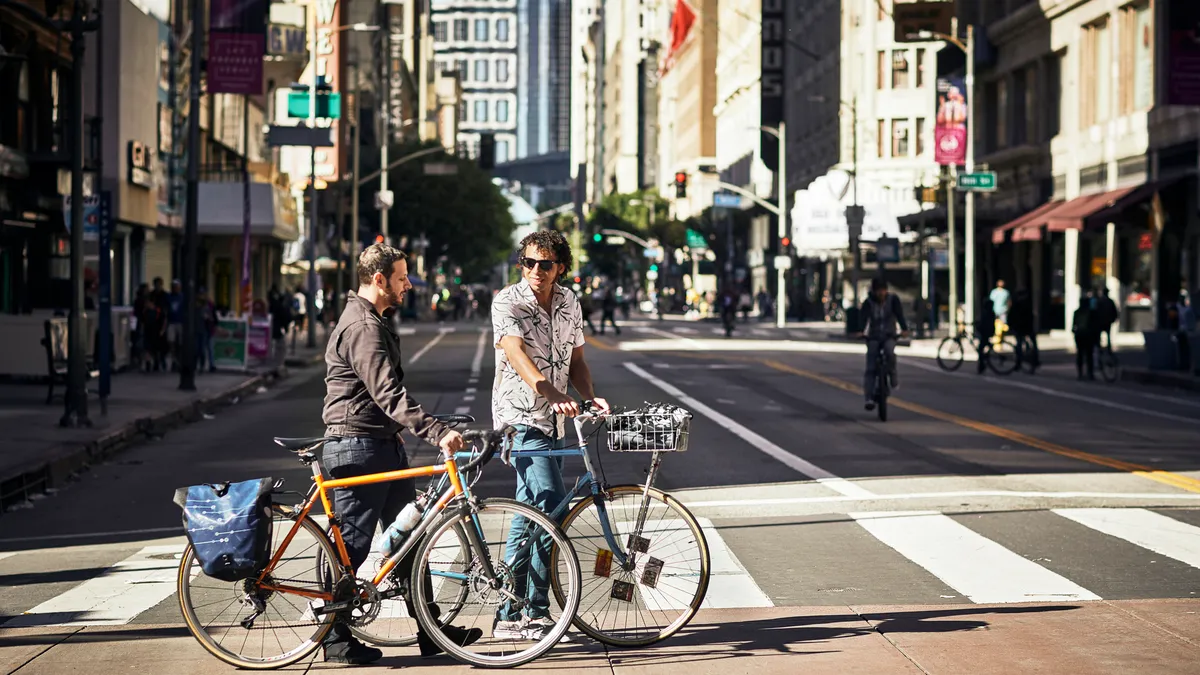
[551,485,711,647]
[1099,350,1121,383]
[177,504,337,670]
[412,497,582,668]
[937,336,965,372]
[987,335,1020,375]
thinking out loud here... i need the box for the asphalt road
[1,317,1199,674]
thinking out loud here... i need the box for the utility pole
[306,0,319,350]
[963,23,977,326]
[178,0,202,392]
[350,63,361,288]
[850,97,861,310]
[948,167,957,330]
[776,121,788,329]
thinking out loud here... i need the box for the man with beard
[320,243,481,664]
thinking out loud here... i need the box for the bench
[41,319,98,404]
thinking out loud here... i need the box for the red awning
[991,200,1063,244]
[1012,186,1140,242]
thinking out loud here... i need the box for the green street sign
[686,228,708,250]
[957,172,997,192]
[287,92,342,120]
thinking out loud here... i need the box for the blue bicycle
[450,402,711,647]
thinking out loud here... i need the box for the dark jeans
[322,437,427,645]
[599,310,620,334]
[498,425,567,622]
[864,338,897,400]
[1075,333,1096,379]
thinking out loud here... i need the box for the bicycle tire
[550,485,711,647]
[877,390,888,421]
[1099,350,1121,383]
[986,335,1020,375]
[937,336,965,372]
[350,522,472,647]
[177,504,337,670]
[411,497,582,668]
[1019,336,1039,374]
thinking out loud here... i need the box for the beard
[381,284,403,307]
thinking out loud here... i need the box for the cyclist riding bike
[856,278,909,411]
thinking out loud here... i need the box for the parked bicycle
[450,401,711,647]
[175,419,582,669]
[937,323,1020,375]
[1095,335,1121,383]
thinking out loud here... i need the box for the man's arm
[858,299,873,334]
[344,322,449,445]
[892,294,909,332]
[568,346,596,400]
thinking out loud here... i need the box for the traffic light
[478,133,496,170]
[593,233,603,243]
[674,171,688,198]
[781,236,791,249]
[375,234,385,244]
[649,264,658,272]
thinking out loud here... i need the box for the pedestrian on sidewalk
[1072,293,1099,381]
[490,230,611,640]
[579,284,598,335]
[194,288,217,373]
[166,280,184,371]
[320,243,480,664]
[268,285,292,365]
[599,286,621,335]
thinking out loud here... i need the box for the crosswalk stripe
[1053,508,1200,569]
[852,511,1102,604]
[4,545,184,627]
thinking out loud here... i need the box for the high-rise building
[431,0,518,164]
[517,0,572,158]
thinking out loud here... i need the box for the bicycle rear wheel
[1099,349,1121,383]
[177,504,337,670]
[551,485,710,647]
[412,497,581,668]
[987,335,1020,375]
[937,337,964,371]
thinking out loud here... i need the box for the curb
[0,358,316,513]
[1120,367,1200,392]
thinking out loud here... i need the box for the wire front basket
[605,403,692,452]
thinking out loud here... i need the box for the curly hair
[518,230,573,276]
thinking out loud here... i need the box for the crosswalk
[1,507,1197,629]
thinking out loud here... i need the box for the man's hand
[901,330,911,339]
[438,430,464,459]
[546,389,581,417]
[591,397,612,415]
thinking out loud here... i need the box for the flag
[660,0,697,76]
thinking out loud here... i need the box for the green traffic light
[454,276,462,284]
[649,264,658,272]
[593,233,602,242]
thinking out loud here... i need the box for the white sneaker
[492,619,527,640]
[526,617,572,642]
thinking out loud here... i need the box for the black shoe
[323,637,383,665]
[865,401,876,411]
[419,625,484,657]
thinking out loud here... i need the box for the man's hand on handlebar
[547,389,581,417]
[590,397,612,415]
[438,430,464,459]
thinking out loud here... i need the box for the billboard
[934,76,967,166]
[760,0,784,172]
[1168,0,1200,106]
[207,0,268,94]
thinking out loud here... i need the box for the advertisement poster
[213,318,249,370]
[1168,0,1200,105]
[934,76,968,166]
[247,317,272,362]
[207,0,268,94]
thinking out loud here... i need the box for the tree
[584,189,685,280]
[382,141,517,283]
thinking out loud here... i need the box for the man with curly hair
[490,230,611,640]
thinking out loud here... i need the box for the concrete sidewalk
[0,336,326,513]
[1,601,1195,674]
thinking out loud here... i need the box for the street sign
[266,125,334,147]
[894,1,955,43]
[605,236,627,245]
[63,194,101,241]
[957,172,998,192]
[774,255,793,270]
[287,91,342,119]
[643,247,664,259]
[713,193,742,209]
[845,205,865,240]
[876,237,901,263]
[423,162,458,176]
[686,228,708,250]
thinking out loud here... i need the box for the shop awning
[991,200,1063,244]
[1010,186,1143,242]
[198,182,300,242]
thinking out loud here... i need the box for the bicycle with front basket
[450,401,711,647]
[175,417,582,670]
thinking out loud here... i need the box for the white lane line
[4,545,187,627]
[409,331,448,364]
[852,511,1101,603]
[397,327,416,335]
[682,490,1200,508]
[624,363,874,498]
[463,395,476,402]
[697,517,773,608]
[673,326,699,335]
[1053,508,1200,569]
[642,326,702,347]
[470,328,488,377]
[454,406,471,415]
[905,360,1200,426]
[465,387,478,394]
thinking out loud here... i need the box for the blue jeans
[497,425,567,622]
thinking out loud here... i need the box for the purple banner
[207,0,268,95]
[935,76,967,166]
[1168,0,1200,106]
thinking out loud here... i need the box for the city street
[1,320,1198,673]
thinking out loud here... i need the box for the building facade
[516,0,571,159]
[431,0,519,163]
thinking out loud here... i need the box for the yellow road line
[759,359,1200,494]
[585,336,618,352]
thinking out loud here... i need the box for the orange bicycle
[176,418,582,669]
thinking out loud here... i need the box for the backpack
[173,477,277,582]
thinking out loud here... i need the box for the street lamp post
[808,95,861,317]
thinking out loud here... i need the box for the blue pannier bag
[172,477,276,582]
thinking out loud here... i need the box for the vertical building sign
[314,0,342,181]
[208,0,268,94]
[934,76,968,166]
[387,2,407,144]
[760,0,784,172]
[1168,0,1200,106]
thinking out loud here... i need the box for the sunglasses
[520,257,559,272]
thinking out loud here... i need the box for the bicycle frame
[255,455,482,604]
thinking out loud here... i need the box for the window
[433,20,447,42]
[916,117,926,156]
[459,103,467,123]
[454,19,468,41]
[892,119,909,158]
[474,100,488,122]
[915,49,926,88]
[1024,66,1038,143]
[496,18,510,42]
[1081,18,1111,127]
[1047,51,1064,139]
[877,51,887,89]
[475,59,489,82]
[1013,69,1028,145]
[497,140,509,164]
[496,99,509,122]
[892,50,909,89]
[1120,2,1153,113]
[475,18,488,42]
[877,119,886,158]
[497,58,510,83]
[996,77,1009,149]
[456,59,468,77]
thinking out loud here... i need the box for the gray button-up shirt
[491,280,586,436]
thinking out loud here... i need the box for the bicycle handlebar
[457,426,517,472]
